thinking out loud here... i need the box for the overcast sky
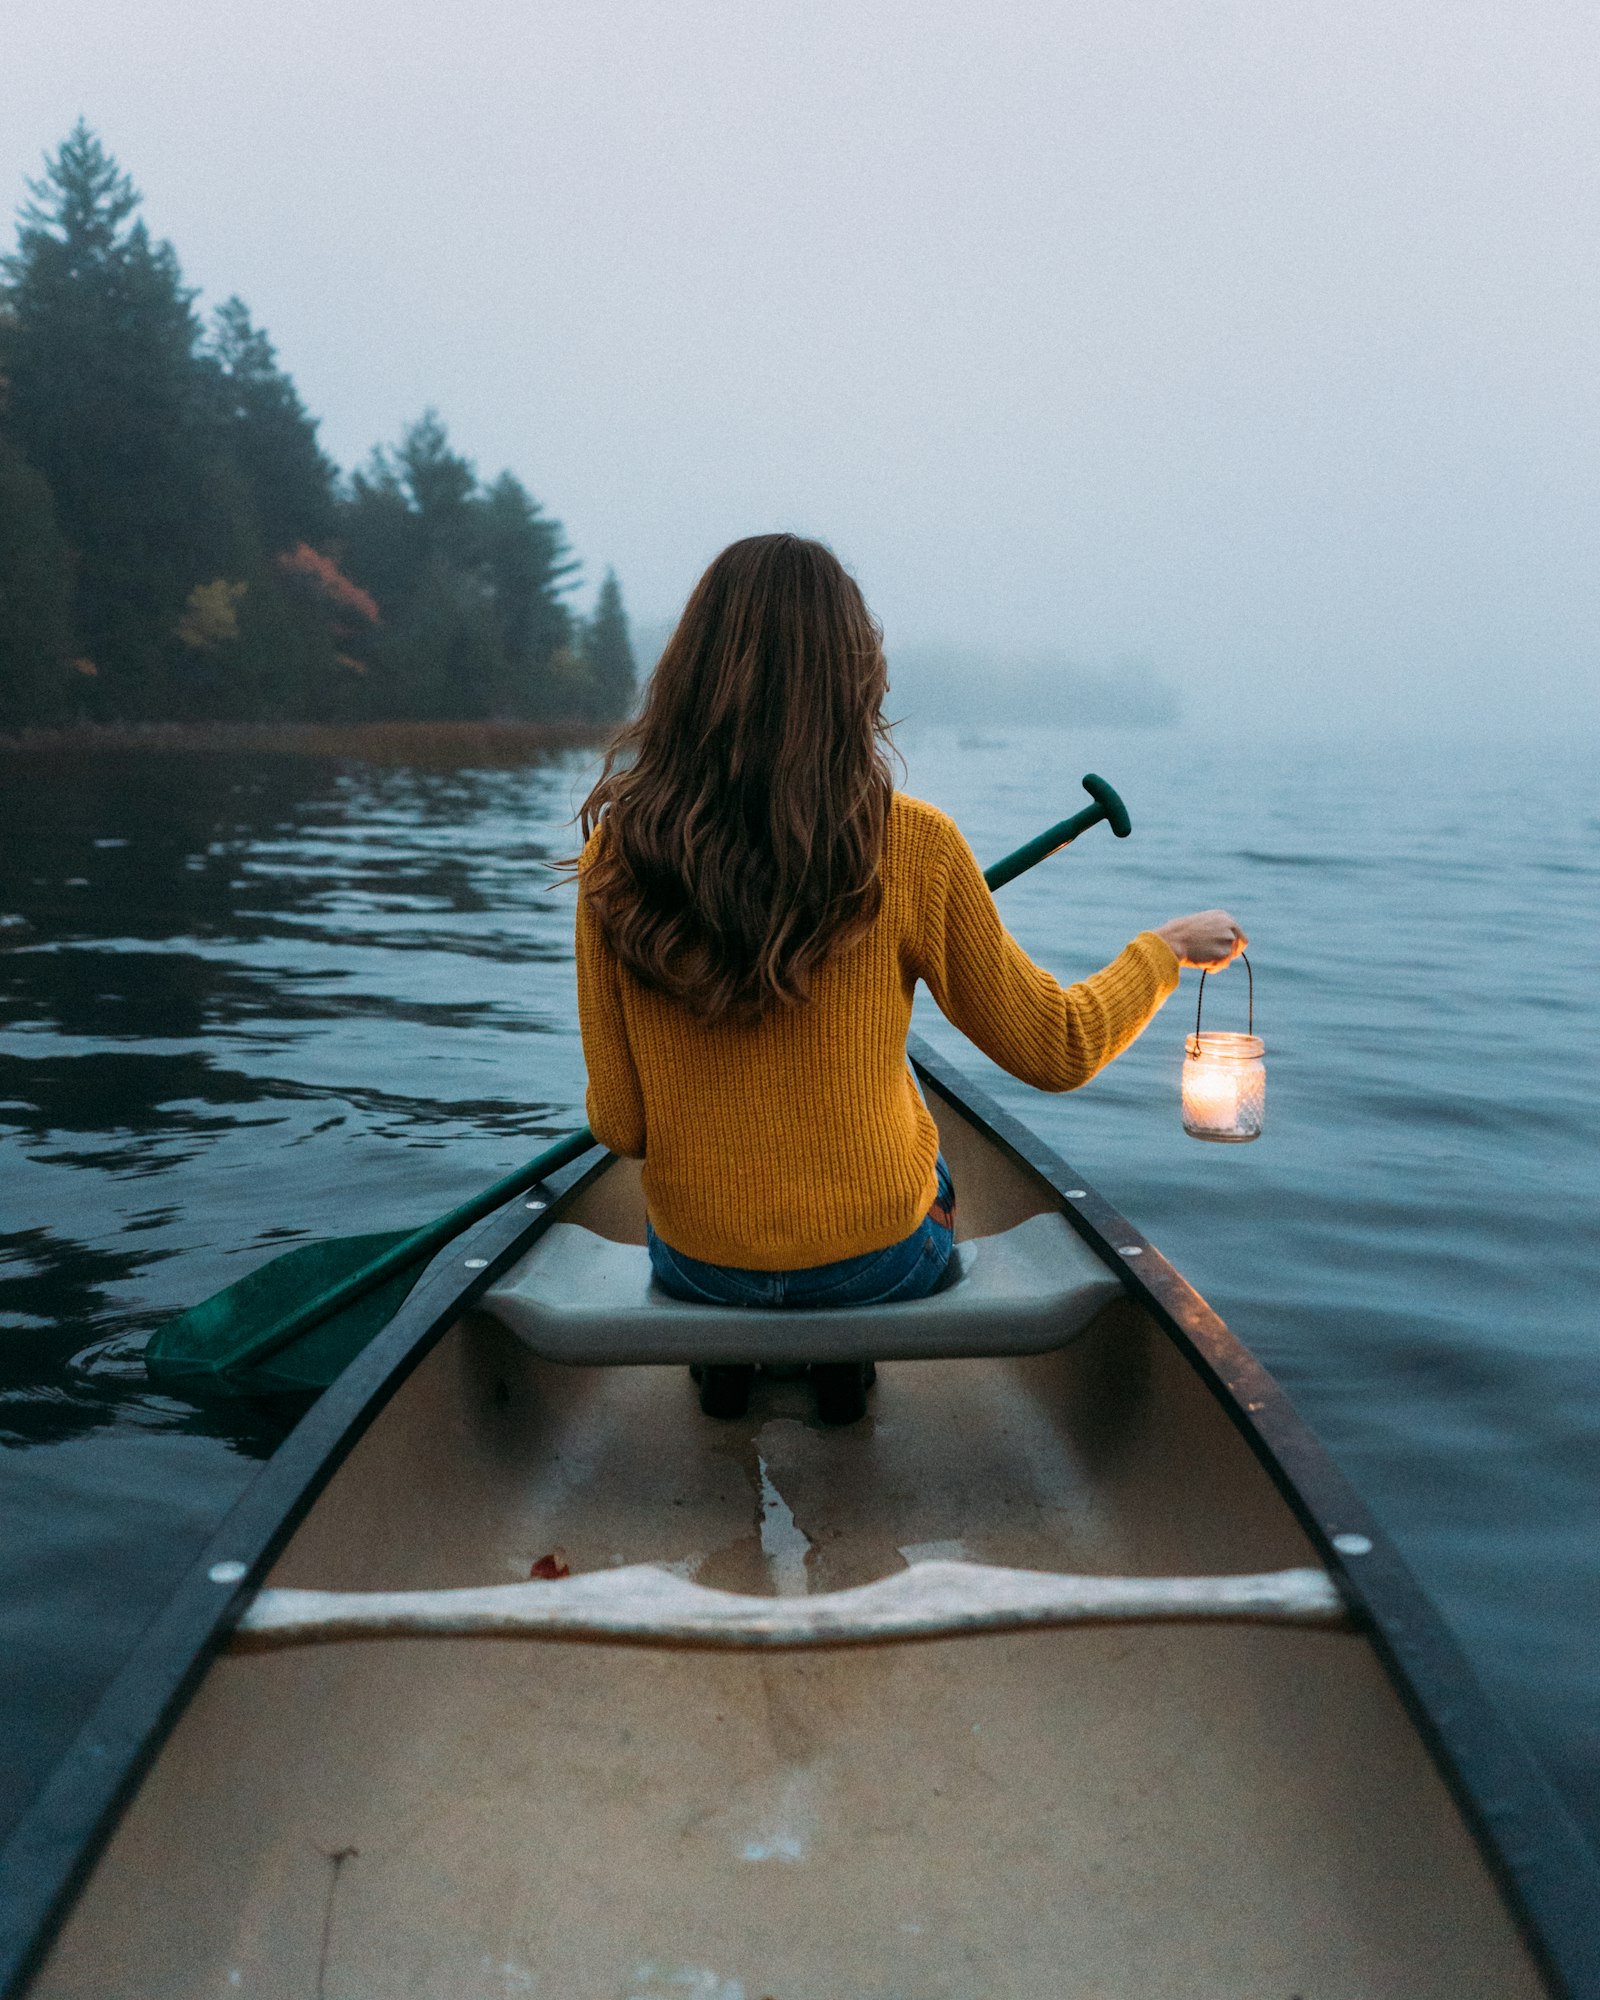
[5,1,1597,733]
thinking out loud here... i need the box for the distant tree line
[0,124,636,732]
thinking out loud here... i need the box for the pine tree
[582,569,637,721]
[341,413,476,624]
[0,124,254,716]
[339,414,588,719]
[204,297,336,554]
[394,409,477,564]
[0,436,73,729]
[340,448,424,624]
[477,472,579,709]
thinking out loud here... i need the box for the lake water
[2,726,1597,1862]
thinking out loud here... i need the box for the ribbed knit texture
[577,792,1180,1270]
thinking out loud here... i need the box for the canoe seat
[481,1211,1123,1365]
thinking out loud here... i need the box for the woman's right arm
[918,814,1182,1092]
[918,816,1246,1093]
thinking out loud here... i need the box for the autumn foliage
[277,544,380,627]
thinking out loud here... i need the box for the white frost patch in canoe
[756,1453,811,1598]
[898,1537,969,1567]
[738,1767,816,1864]
[626,1965,745,1999]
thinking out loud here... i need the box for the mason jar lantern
[1181,955,1265,1143]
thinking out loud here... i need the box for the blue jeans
[648,1154,956,1309]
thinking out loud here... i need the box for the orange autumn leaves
[277,543,381,673]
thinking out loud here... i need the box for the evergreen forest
[0,125,636,733]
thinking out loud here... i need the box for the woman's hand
[1154,910,1248,970]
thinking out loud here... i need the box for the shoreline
[0,719,613,768]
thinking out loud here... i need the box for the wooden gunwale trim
[0,1146,610,2000]
[908,1033,1600,2000]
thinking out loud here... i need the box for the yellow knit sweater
[576,792,1180,1270]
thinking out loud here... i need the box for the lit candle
[1182,1053,1242,1132]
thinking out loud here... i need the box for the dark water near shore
[2,729,1597,1860]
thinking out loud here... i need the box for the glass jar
[1181,953,1264,1142]
[1182,1029,1266,1142]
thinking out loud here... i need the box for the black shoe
[812,1361,873,1427]
[697,1364,754,1419]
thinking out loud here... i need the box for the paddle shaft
[236,775,1132,1369]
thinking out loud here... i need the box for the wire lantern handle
[1193,952,1253,1043]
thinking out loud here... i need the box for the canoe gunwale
[2,1047,1597,1997]
[907,1034,1600,2000]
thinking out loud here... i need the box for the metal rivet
[464,1257,488,1269]
[1065,1190,1088,1200]
[208,1560,247,1584]
[1332,1532,1373,1557]
[1118,1246,1143,1258]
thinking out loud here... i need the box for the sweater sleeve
[917,813,1181,1092]
[575,876,648,1159]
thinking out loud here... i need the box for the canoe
[3,1038,1598,1999]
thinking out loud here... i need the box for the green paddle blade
[143,1126,602,1405]
[145,1229,420,1398]
[224,1260,425,1398]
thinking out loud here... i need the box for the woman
[574,534,1244,1421]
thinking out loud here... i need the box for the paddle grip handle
[982,774,1132,891]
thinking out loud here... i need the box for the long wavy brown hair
[576,534,895,1025]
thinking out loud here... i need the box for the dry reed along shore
[0,720,610,768]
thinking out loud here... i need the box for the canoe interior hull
[31,1099,1547,1999]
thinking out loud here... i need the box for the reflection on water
[2,731,1598,1859]
[1,756,585,1446]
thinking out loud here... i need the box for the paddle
[145,773,1131,1395]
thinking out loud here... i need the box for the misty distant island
[618,637,1181,737]
[0,125,637,741]
[883,646,1180,731]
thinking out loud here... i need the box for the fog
[5,1,1597,734]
